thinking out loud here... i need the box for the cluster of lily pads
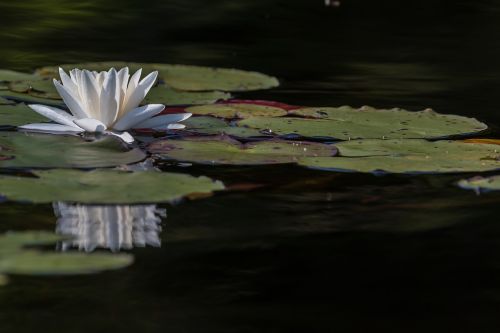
[1,61,500,284]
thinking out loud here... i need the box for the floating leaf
[463,138,500,145]
[0,169,225,204]
[457,176,500,192]
[186,103,287,119]
[144,85,230,105]
[298,139,500,174]
[0,104,47,127]
[239,106,487,140]
[0,231,132,281]
[220,99,301,111]
[0,91,65,107]
[8,79,61,100]
[183,116,270,138]
[37,62,279,92]
[0,97,14,105]
[0,69,40,82]
[0,132,146,168]
[148,136,337,165]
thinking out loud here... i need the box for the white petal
[113,104,164,131]
[122,71,158,114]
[27,104,80,128]
[53,79,88,119]
[117,67,130,114]
[74,118,107,133]
[132,113,192,129]
[81,70,100,119]
[106,131,135,144]
[69,69,82,86]
[18,123,84,133]
[99,68,119,126]
[58,68,78,96]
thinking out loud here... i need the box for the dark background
[1,1,500,332]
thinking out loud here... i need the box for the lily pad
[239,106,487,140]
[183,116,269,138]
[0,169,224,204]
[0,91,65,107]
[0,132,146,168]
[0,231,132,281]
[8,79,61,100]
[186,103,288,119]
[457,176,500,193]
[148,136,337,165]
[0,69,40,82]
[144,85,230,105]
[0,104,47,127]
[37,62,280,92]
[0,97,14,105]
[298,139,500,174]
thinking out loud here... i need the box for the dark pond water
[2,0,500,331]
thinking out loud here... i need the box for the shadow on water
[2,0,500,332]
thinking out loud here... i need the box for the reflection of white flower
[54,202,166,252]
[19,68,191,143]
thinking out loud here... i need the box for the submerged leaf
[298,139,500,174]
[0,169,225,204]
[37,62,279,92]
[0,132,146,168]
[239,106,487,140]
[148,136,337,165]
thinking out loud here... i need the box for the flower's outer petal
[74,118,107,133]
[122,71,158,114]
[27,104,80,128]
[132,113,192,129]
[100,68,119,126]
[106,131,135,144]
[113,104,164,131]
[53,79,88,119]
[59,68,78,97]
[18,123,84,133]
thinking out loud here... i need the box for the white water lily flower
[19,67,192,143]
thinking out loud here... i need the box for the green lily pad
[0,231,132,281]
[8,79,61,100]
[0,69,40,82]
[37,62,280,92]
[298,139,500,174]
[0,169,225,204]
[0,132,146,168]
[0,104,47,127]
[457,176,500,192]
[239,106,487,140]
[186,103,288,119]
[0,97,14,105]
[0,91,65,107]
[148,136,337,165]
[184,116,269,138]
[144,85,230,105]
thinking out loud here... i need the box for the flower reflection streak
[54,202,166,252]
